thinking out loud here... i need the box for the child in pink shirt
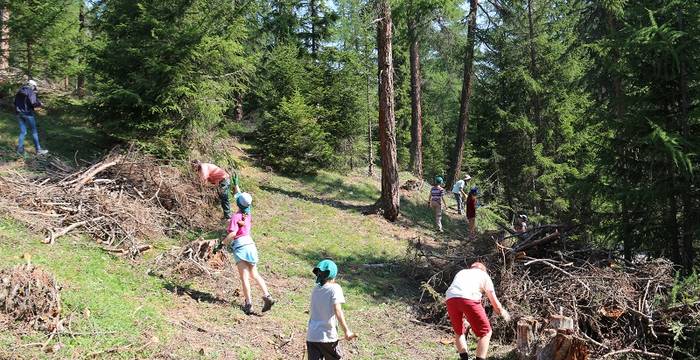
[222,178,275,315]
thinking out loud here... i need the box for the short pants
[231,243,259,264]
[446,297,492,337]
[307,341,341,360]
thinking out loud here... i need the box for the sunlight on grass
[0,218,173,358]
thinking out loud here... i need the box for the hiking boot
[37,149,49,156]
[242,302,253,315]
[261,295,276,313]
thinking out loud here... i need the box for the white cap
[464,174,472,181]
[237,192,252,207]
[27,79,37,87]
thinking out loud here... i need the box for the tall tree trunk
[447,0,478,187]
[76,3,85,97]
[310,0,318,57]
[367,69,374,176]
[0,7,9,71]
[408,18,423,179]
[377,0,399,221]
[526,0,542,144]
[677,12,695,272]
[234,93,244,122]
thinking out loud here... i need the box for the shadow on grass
[260,185,373,213]
[294,173,378,203]
[0,98,114,163]
[399,195,469,239]
[164,281,230,305]
[287,247,428,304]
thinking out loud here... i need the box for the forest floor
[0,102,514,359]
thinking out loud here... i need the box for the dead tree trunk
[447,0,478,187]
[376,0,400,221]
[408,18,423,179]
[0,7,9,71]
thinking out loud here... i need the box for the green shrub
[257,92,333,174]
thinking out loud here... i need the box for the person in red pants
[445,262,510,360]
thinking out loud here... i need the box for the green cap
[434,176,444,185]
[313,259,338,285]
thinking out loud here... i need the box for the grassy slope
[0,103,507,359]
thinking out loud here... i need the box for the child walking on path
[445,262,510,360]
[222,175,275,315]
[428,176,448,232]
[306,260,357,360]
[466,187,478,239]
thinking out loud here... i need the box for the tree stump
[516,315,589,360]
[517,316,540,360]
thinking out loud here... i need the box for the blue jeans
[454,193,463,214]
[17,113,42,154]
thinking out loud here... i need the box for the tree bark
[376,0,399,221]
[408,18,423,179]
[76,3,85,97]
[677,11,694,272]
[0,7,9,71]
[234,93,244,122]
[447,0,478,187]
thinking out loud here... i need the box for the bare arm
[485,290,511,321]
[333,303,357,340]
[222,231,236,247]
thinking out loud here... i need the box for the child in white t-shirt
[306,260,357,360]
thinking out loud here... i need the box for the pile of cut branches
[0,264,61,332]
[410,224,700,359]
[0,149,218,257]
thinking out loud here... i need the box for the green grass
[0,103,515,359]
[0,219,173,359]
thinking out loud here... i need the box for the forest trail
[0,108,513,359]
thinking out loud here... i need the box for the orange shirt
[199,163,229,184]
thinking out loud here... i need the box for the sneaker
[242,302,253,315]
[37,149,49,155]
[261,295,276,313]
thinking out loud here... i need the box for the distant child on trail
[191,160,231,220]
[222,175,275,315]
[466,187,478,239]
[307,260,356,360]
[445,262,510,360]
[428,176,448,232]
[451,174,471,215]
[14,80,48,156]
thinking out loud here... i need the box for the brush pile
[153,238,230,280]
[0,149,219,257]
[411,225,700,359]
[0,264,61,332]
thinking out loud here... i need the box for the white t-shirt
[445,268,495,301]
[307,283,346,342]
[452,180,465,194]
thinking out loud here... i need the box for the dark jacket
[14,86,42,115]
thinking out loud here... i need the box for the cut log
[548,314,574,333]
[536,333,588,360]
[516,316,540,360]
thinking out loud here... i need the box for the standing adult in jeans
[191,160,231,219]
[15,80,48,156]
[451,174,471,215]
